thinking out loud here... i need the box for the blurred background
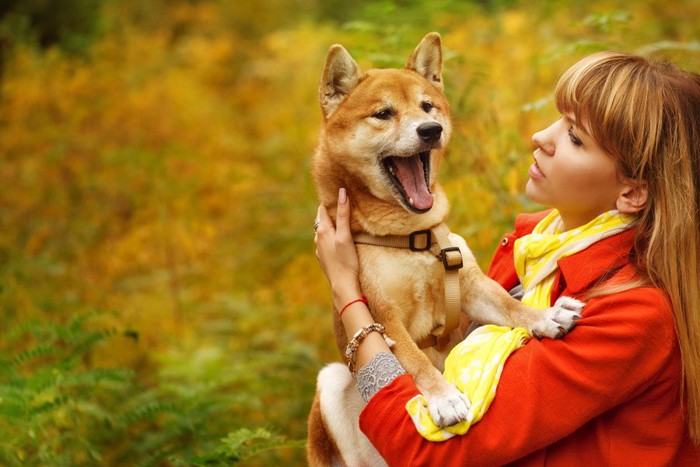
[0,0,698,465]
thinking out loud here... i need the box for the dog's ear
[406,32,443,91]
[319,44,361,118]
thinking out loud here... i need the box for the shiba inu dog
[307,32,582,466]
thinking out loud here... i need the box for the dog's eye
[372,108,393,120]
[421,101,433,113]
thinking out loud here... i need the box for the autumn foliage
[0,0,698,464]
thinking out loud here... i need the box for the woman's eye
[421,101,433,113]
[568,127,583,146]
[373,108,393,120]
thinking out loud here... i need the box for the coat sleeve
[359,287,679,466]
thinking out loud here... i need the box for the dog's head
[315,33,451,217]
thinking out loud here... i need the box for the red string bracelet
[338,295,368,318]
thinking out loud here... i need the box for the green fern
[0,311,308,465]
[175,428,306,466]
[0,314,133,465]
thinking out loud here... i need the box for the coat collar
[514,210,637,297]
[556,228,636,295]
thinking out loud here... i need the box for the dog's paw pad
[426,385,471,427]
[530,296,584,339]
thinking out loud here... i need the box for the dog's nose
[417,122,443,144]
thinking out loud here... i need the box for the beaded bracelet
[344,323,391,375]
[338,295,368,318]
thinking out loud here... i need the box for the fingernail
[339,188,347,205]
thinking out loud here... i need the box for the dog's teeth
[409,197,414,206]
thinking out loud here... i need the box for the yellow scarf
[406,210,634,441]
[514,209,634,308]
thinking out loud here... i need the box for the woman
[314,51,700,465]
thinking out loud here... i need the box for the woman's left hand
[314,188,363,305]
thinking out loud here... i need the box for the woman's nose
[532,124,555,156]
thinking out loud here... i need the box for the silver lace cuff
[355,351,405,402]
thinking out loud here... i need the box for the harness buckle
[409,230,432,251]
[440,246,463,270]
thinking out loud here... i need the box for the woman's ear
[616,180,648,214]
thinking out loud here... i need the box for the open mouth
[382,152,433,213]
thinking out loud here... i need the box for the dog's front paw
[530,296,584,339]
[426,385,471,427]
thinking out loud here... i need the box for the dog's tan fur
[307,33,581,466]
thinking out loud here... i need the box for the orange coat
[359,211,700,466]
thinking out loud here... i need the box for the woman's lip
[529,160,545,179]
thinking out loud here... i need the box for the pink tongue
[392,155,433,210]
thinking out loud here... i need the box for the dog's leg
[447,233,583,337]
[314,363,388,467]
[380,316,471,427]
[460,263,583,337]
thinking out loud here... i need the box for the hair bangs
[554,53,623,154]
[555,52,662,180]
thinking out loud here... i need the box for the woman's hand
[315,189,390,363]
[314,188,363,308]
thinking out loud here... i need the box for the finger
[317,204,333,230]
[314,206,321,246]
[335,188,352,239]
[316,206,331,242]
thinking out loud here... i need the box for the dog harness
[352,223,464,349]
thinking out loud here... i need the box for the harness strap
[431,223,462,333]
[353,229,432,251]
[353,223,463,347]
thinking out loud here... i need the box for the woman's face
[526,115,627,231]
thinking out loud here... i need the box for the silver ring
[314,218,320,232]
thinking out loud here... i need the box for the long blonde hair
[555,51,700,444]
